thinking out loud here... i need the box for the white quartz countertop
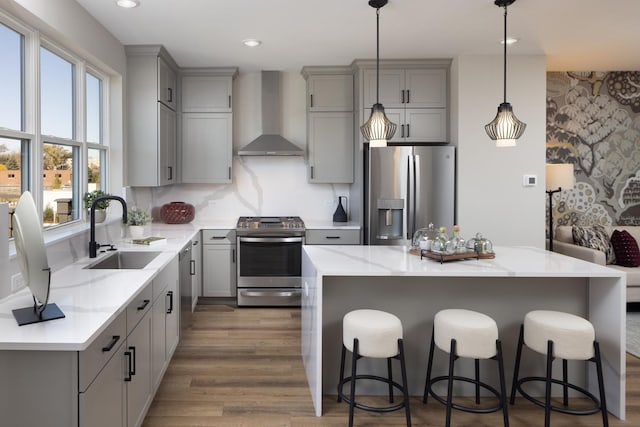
[303,220,360,230]
[0,227,199,351]
[303,245,625,278]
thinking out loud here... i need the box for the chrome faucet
[89,195,128,258]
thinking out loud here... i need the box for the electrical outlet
[11,273,24,292]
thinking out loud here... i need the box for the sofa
[554,225,640,303]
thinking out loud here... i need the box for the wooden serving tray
[409,248,495,263]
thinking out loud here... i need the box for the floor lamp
[546,164,574,251]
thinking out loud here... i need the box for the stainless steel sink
[85,251,162,270]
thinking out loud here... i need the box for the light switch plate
[523,175,537,186]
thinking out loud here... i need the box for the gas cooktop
[236,216,305,236]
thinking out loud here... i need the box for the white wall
[456,55,547,247]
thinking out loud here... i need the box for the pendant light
[360,0,397,147]
[484,0,526,147]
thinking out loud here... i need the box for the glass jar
[412,223,436,250]
[446,225,466,254]
[466,232,494,254]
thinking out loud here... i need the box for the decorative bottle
[432,226,449,253]
[446,225,466,254]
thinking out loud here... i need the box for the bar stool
[510,310,608,427]
[337,309,411,427]
[423,309,509,427]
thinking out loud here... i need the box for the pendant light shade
[360,0,396,147]
[361,103,397,147]
[485,0,526,147]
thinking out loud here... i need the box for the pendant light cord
[376,7,380,104]
[502,3,508,104]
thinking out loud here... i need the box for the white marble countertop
[302,245,625,278]
[0,227,199,351]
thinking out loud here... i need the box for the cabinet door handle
[406,90,410,104]
[310,166,314,179]
[211,236,226,240]
[124,349,133,381]
[232,248,236,264]
[168,166,173,181]
[325,236,341,239]
[310,94,313,108]
[137,299,150,311]
[228,95,231,109]
[228,166,231,180]
[168,87,173,103]
[406,124,410,138]
[167,290,174,314]
[129,346,136,376]
[102,335,120,352]
[190,259,196,275]
[401,124,405,138]
[401,89,405,104]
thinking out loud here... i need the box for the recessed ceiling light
[242,39,262,48]
[501,37,518,45]
[116,0,140,8]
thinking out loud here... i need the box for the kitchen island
[301,245,626,419]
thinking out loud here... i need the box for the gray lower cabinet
[305,229,361,245]
[0,257,179,427]
[202,229,236,297]
[151,256,180,392]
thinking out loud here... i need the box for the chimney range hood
[238,71,304,156]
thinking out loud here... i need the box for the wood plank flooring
[143,304,640,426]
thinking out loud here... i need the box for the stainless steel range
[236,216,305,306]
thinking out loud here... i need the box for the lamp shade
[484,102,527,147]
[546,163,574,191]
[360,103,397,147]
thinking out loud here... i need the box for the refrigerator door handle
[407,154,415,240]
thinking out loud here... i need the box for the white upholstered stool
[510,310,608,427]
[337,309,411,427]
[423,309,509,427]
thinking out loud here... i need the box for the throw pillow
[610,229,640,267]
[572,225,616,265]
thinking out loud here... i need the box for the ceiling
[74,0,640,72]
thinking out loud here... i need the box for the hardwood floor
[143,304,640,426]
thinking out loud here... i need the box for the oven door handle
[239,290,302,298]
[239,237,303,243]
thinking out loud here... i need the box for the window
[86,72,102,144]
[42,142,78,225]
[40,46,74,139]
[0,22,23,131]
[0,9,110,233]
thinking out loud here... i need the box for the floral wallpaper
[547,71,640,233]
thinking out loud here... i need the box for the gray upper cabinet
[301,66,354,184]
[158,56,177,110]
[125,45,179,187]
[179,68,238,184]
[356,59,451,144]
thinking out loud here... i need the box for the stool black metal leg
[398,339,412,427]
[348,338,359,427]
[496,339,510,427]
[475,358,480,404]
[510,324,524,404]
[445,339,457,427]
[562,358,569,406]
[388,357,394,403]
[423,326,436,403]
[337,343,346,402]
[594,341,609,427]
[544,340,554,427]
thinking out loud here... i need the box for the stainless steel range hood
[238,71,304,156]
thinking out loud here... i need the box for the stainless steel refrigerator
[365,145,455,245]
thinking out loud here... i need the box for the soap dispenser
[333,196,348,223]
